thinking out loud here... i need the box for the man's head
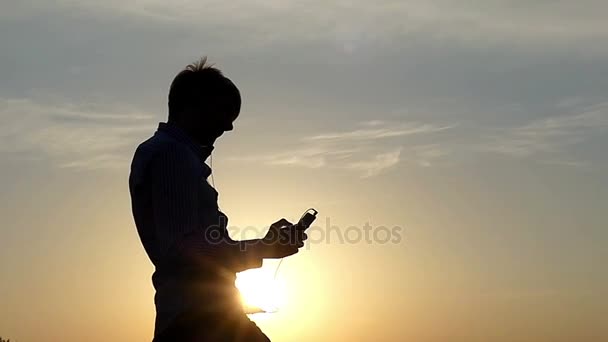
[168,57,241,146]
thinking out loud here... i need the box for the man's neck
[169,120,215,147]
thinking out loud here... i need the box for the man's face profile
[188,98,239,146]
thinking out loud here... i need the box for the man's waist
[152,272,245,336]
[153,267,239,301]
[155,267,235,278]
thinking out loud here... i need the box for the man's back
[129,122,242,336]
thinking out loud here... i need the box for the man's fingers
[288,226,308,242]
[277,245,298,258]
[276,229,307,250]
[272,218,293,228]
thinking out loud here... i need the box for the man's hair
[168,56,241,121]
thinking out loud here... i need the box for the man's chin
[196,131,225,146]
[214,130,228,140]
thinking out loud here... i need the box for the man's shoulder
[133,131,192,161]
[129,132,196,184]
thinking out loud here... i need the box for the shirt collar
[157,122,214,162]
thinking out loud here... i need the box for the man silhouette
[129,57,306,341]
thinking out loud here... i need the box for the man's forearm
[175,234,267,272]
[231,239,265,272]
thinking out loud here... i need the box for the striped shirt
[129,122,262,335]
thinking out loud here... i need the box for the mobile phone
[296,208,318,230]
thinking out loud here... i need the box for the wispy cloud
[405,144,449,167]
[233,147,358,169]
[306,123,452,141]
[0,96,454,176]
[480,102,608,164]
[230,120,452,177]
[0,97,154,170]
[230,101,607,176]
[539,159,591,168]
[345,148,401,178]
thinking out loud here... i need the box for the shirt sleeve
[148,143,201,260]
[148,143,263,272]
[178,222,264,273]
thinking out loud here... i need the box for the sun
[235,267,287,314]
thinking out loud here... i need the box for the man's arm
[176,222,266,273]
[176,215,304,273]
[192,207,267,272]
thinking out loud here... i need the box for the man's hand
[260,218,308,258]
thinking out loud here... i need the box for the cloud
[229,100,607,176]
[306,123,452,141]
[539,159,591,168]
[480,101,608,163]
[0,94,454,177]
[39,0,608,49]
[6,1,607,55]
[232,146,357,169]
[0,97,154,170]
[2,2,607,175]
[230,120,452,177]
[406,144,449,167]
[346,148,401,178]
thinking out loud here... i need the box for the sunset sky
[1,1,607,341]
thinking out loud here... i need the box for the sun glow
[235,267,287,314]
